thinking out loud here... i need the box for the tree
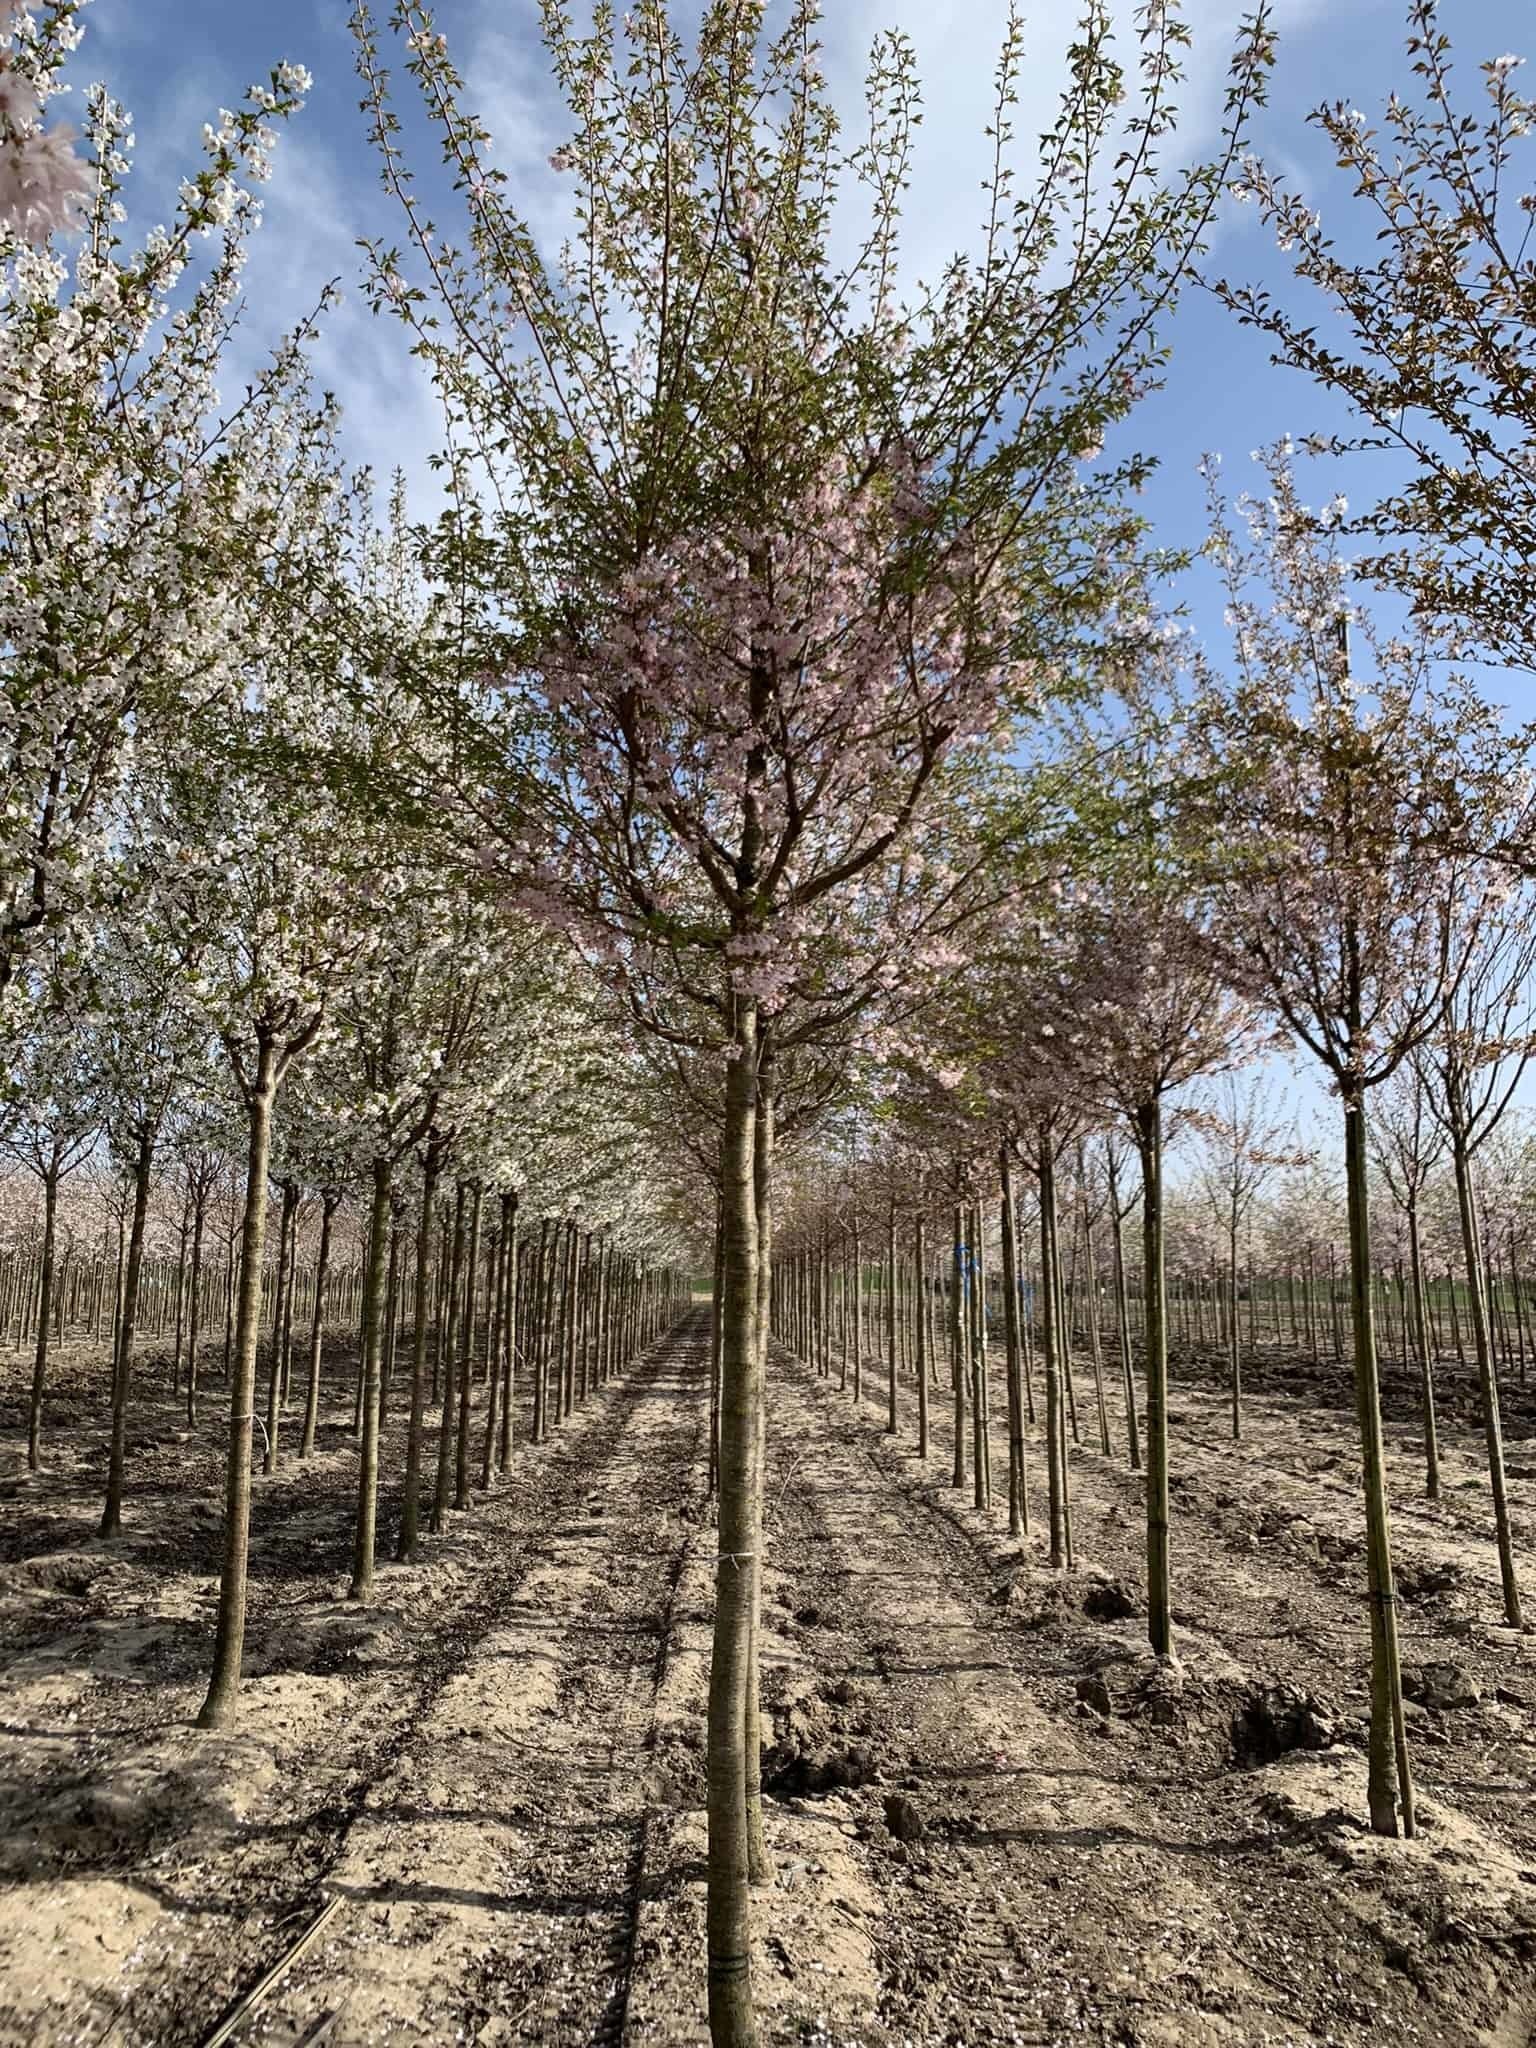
[1216,2,1536,673]
[1410,884,1536,1626]
[353,2,1275,2033]
[0,52,317,1011]
[1195,446,1511,1837]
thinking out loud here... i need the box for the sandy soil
[0,1315,1532,2046]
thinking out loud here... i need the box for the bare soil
[0,1315,1532,2046]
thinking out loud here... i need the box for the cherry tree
[1195,447,1512,1838]
[353,0,1276,2029]
[1216,3,1536,672]
[0,45,318,1013]
[1410,885,1536,1627]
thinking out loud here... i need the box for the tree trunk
[915,1215,930,1461]
[101,1127,156,1539]
[300,1195,339,1459]
[1343,1091,1415,1836]
[1134,1097,1172,1660]
[350,1154,395,1601]
[186,1196,208,1427]
[454,1186,483,1510]
[1228,1206,1242,1441]
[1449,1134,1524,1628]
[1038,1136,1066,1569]
[26,1164,59,1471]
[198,1041,280,1729]
[706,996,761,2048]
[263,1180,299,1475]
[431,1182,467,1534]
[999,1150,1027,1537]
[397,1141,442,1561]
[744,1071,774,1890]
[1406,1199,1439,1500]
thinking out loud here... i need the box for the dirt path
[0,1323,709,2048]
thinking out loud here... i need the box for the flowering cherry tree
[0,43,318,1015]
[1195,447,1515,1838]
[353,0,1277,2022]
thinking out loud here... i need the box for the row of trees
[6,0,1536,2040]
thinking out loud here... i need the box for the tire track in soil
[258,1314,710,2048]
[765,1343,1532,2048]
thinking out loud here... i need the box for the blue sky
[66,0,1536,1144]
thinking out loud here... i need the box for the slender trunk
[497,1192,519,1471]
[1406,1200,1439,1500]
[1228,1206,1242,1441]
[709,1193,725,1494]
[951,1203,967,1492]
[431,1182,467,1534]
[1039,1137,1066,1569]
[1450,1135,1524,1629]
[300,1196,338,1459]
[349,1154,395,1601]
[454,1186,483,1510]
[1107,1163,1141,1473]
[744,1072,774,1890]
[1343,1091,1415,1837]
[971,1201,989,1511]
[999,1150,1027,1538]
[707,997,761,2048]
[26,1165,59,1471]
[263,1181,299,1476]
[101,1128,156,1538]
[198,1043,280,1729]
[186,1197,207,1428]
[1135,1098,1172,1660]
[915,1216,930,1461]
[397,1143,442,1561]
